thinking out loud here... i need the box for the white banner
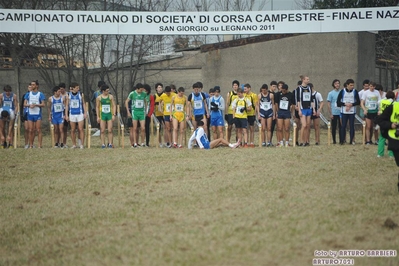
[0,7,399,35]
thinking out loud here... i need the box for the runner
[337,79,360,145]
[96,84,116,148]
[188,120,240,149]
[159,86,176,148]
[144,84,155,147]
[296,75,315,146]
[47,86,66,148]
[127,83,147,148]
[257,84,275,147]
[209,86,225,140]
[358,79,370,119]
[275,84,295,147]
[327,79,341,144]
[206,88,214,140]
[361,81,381,145]
[244,83,258,147]
[231,88,252,147]
[0,85,18,148]
[225,80,239,142]
[293,80,303,146]
[125,86,136,147]
[187,82,209,133]
[21,83,32,148]
[65,82,86,149]
[171,87,187,148]
[154,83,165,147]
[269,80,279,144]
[24,80,45,148]
[59,83,69,147]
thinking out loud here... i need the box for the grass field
[1,128,399,266]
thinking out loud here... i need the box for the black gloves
[210,102,219,111]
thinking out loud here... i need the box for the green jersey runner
[129,90,147,121]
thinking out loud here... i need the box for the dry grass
[1,128,399,266]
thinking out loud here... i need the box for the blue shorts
[27,114,42,122]
[210,115,224,127]
[52,117,64,125]
[301,108,312,117]
[278,110,291,120]
[202,140,210,149]
[164,115,171,122]
[260,109,273,119]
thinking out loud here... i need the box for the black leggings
[145,116,151,146]
[331,115,341,143]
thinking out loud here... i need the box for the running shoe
[231,142,239,149]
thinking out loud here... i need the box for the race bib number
[70,99,79,108]
[29,106,40,115]
[303,92,311,101]
[166,103,171,112]
[194,100,202,109]
[261,101,271,110]
[279,100,289,110]
[102,104,110,113]
[54,103,63,112]
[3,101,12,108]
[175,104,184,112]
[366,101,377,110]
[135,99,144,108]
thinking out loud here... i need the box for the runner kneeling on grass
[188,120,240,149]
